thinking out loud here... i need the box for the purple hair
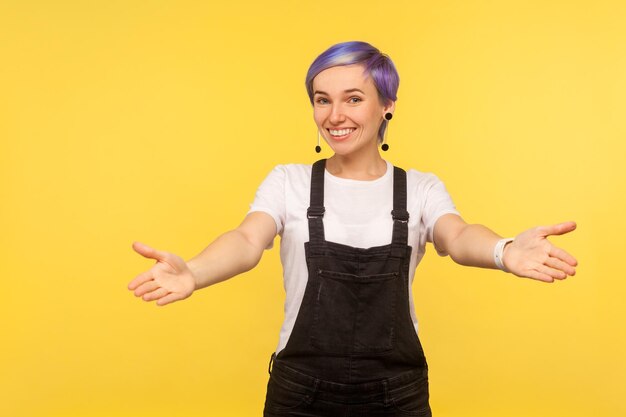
[305,41,400,141]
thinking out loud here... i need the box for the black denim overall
[264,159,432,416]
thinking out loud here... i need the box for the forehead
[312,64,375,93]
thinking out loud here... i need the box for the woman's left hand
[502,221,578,282]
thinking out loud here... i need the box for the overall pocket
[388,373,431,416]
[264,371,313,412]
[310,269,398,355]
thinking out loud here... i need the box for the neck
[326,144,386,180]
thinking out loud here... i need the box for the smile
[328,128,355,138]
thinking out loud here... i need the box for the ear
[383,100,396,116]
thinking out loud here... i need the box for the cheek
[313,109,326,126]
[364,109,383,129]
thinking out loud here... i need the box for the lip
[327,127,356,141]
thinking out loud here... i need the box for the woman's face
[312,64,393,157]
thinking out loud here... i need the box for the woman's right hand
[128,241,196,306]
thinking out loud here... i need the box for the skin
[128,64,578,306]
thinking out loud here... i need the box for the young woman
[128,41,577,416]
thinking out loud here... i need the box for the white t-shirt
[248,160,460,354]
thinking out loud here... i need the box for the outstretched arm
[128,212,277,305]
[186,211,277,290]
[433,214,578,282]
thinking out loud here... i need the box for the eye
[315,97,329,105]
[348,96,362,103]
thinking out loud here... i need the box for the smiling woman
[306,41,399,154]
[128,41,578,416]
[312,64,394,160]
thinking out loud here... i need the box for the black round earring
[381,112,392,151]
[315,131,321,153]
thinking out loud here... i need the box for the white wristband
[494,238,514,272]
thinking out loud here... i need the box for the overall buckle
[307,207,326,218]
[391,209,409,223]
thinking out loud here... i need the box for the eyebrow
[313,88,365,96]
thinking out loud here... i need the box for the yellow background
[1,0,624,416]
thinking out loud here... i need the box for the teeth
[329,128,354,136]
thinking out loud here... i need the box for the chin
[326,144,354,156]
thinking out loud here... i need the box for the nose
[329,104,346,124]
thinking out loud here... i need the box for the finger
[523,269,555,283]
[156,292,184,306]
[535,263,567,280]
[537,221,577,237]
[132,241,169,262]
[128,270,154,290]
[548,245,578,267]
[545,256,576,276]
[142,287,170,302]
[133,279,160,297]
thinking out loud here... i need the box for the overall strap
[390,166,409,257]
[307,159,326,245]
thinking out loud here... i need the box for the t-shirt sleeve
[422,174,460,256]
[247,165,286,249]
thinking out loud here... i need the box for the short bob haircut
[305,41,400,142]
